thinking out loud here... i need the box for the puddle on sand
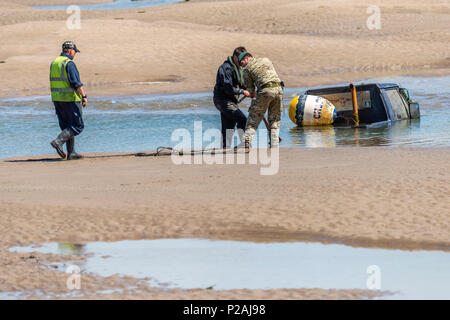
[0,288,130,300]
[9,239,450,300]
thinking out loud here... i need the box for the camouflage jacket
[243,57,281,92]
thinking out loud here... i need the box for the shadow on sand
[3,147,246,162]
[3,152,163,163]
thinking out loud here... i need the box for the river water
[0,76,449,159]
[32,0,182,11]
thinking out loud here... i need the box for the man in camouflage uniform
[238,51,283,148]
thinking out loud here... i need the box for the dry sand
[0,0,449,300]
[0,148,449,298]
[0,0,449,97]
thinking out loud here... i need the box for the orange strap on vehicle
[350,83,360,127]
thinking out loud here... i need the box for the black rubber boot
[66,137,84,160]
[50,128,73,159]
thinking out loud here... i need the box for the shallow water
[33,0,181,11]
[9,239,450,299]
[0,288,127,300]
[0,76,449,159]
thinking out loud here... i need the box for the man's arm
[66,61,87,107]
[243,69,256,98]
[219,64,243,97]
[76,86,87,107]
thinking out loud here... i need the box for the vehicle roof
[377,83,399,89]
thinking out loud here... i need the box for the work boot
[269,129,280,148]
[50,128,73,159]
[66,137,84,160]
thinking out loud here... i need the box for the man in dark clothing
[49,41,87,160]
[213,46,252,148]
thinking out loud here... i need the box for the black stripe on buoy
[295,95,307,125]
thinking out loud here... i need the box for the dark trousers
[214,97,247,147]
[53,101,84,136]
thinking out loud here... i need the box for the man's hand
[243,90,255,98]
[76,86,87,107]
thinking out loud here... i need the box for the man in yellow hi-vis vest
[50,41,87,160]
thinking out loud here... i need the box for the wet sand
[0,148,449,298]
[1,0,449,300]
[0,0,449,98]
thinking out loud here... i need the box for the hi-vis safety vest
[49,56,82,102]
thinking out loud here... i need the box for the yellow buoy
[289,95,337,126]
[289,95,299,124]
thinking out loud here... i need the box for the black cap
[62,41,80,53]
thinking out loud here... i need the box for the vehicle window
[384,89,409,120]
[318,90,372,112]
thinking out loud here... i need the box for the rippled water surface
[33,0,181,10]
[0,76,448,159]
[9,239,450,299]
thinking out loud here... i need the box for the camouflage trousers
[244,86,283,147]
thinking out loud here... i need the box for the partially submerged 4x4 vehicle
[289,83,420,128]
